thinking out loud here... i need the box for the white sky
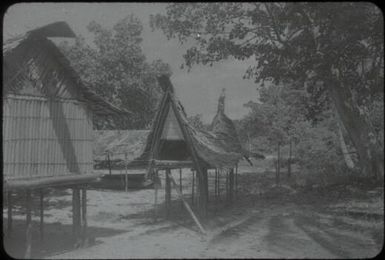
[3,3,259,123]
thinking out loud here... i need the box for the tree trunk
[328,77,383,179]
[337,120,355,169]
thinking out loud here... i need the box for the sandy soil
[3,162,384,259]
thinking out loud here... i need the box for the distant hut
[3,21,128,254]
[93,130,150,189]
[129,75,247,222]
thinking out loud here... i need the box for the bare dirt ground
[3,161,384,259]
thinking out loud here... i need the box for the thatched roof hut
[3,21,129,189]
[128,75,244,170]
[93,130,150,167]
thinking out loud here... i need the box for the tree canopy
[60,14,172,129]
[151,3,384,178]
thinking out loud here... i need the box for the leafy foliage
[60,15,172,129]
[152,3,384,178]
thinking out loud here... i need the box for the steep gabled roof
[130,75,243,169]
[3,21,129,116]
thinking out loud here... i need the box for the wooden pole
[25,189,32,259]
[179,168,183,208]
[205,170,209,204]
[191,169,195,205]
[225,170,229,201]
[72,188,81,242]
[39,189,44,241]
[7,191,12,237]
[277,143,281,187]
[229,168,234,203]
[288,139,292,178]
[217,169,220,199]
[107,152,112,176]
[165,169,171,217]
[235,164,238,198]
[169,175,206,235]
[125,153,128,192]
[153,170,159,222]
[214,168,218,198]
[81,188,87,244]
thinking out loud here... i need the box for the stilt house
[3,21,128,255]
[129,75,249,216]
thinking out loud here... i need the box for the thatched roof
[93,130,150,162]
[3,21,129,116]
[130,75,244,169]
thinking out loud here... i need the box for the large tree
[60,14,172,129]
[151,3,384,179]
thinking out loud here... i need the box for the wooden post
[107,152,112,176]
[39,189,44,241]
[191,169,195,205]
[229,168,234,203]
[235,164,238,198]
[179,168,183,209]
[165,169,171,217]
[25,189,32,259]
[217,169,221,199]
[81,188,87,244]
[7,191,12,237]
[153,170,159,222]
[225,170,229,201]
[288,139,292,178]
[125,153,128,192]
[205,170,209,204]
[214,168,218,198]
[277,143,281,187]
[199,168,208,216]
[72,188,81,242]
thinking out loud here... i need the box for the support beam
[7,191,12,237]
[25,189,32,259]
[125,153,128,192]
[81,188,87,244]
[229,168,234,203]
[165,169,171,217]
[179,168,183,209]
[72,188,81,242]
[107,152,112,176]
[214,169,218,199]
[235,164,238,198]
[153,170,159,222]
[39,189,44,241]
[288,139,292,178]
[191,169,195,205]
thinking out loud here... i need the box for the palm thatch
[93,130,150,163]
[3,21,129,116]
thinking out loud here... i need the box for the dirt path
[3,170,383,259]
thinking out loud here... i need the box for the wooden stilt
[288,139,292,178]
[25,189,32,259]
[277,143,281,187]
[214,168,218,198]
[191,169,195,205]
[229,168,234,203]
[179,168,183,209]
[225,170,229,201]
[165,169,171,217]
[7,191,12,237]
[235,164,238,198]
[81,188,87,244]
[153,170,159,222]
[217,169,221,199]
[125,153,128,192]
[205,170,209,204]
[39,189,44,241]
[107,152,112,176]
[72,188,81,242]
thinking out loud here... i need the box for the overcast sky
[4,3,259,123]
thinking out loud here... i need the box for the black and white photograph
[2,2,384,259]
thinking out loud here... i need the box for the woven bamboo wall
[3,95,94,180]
